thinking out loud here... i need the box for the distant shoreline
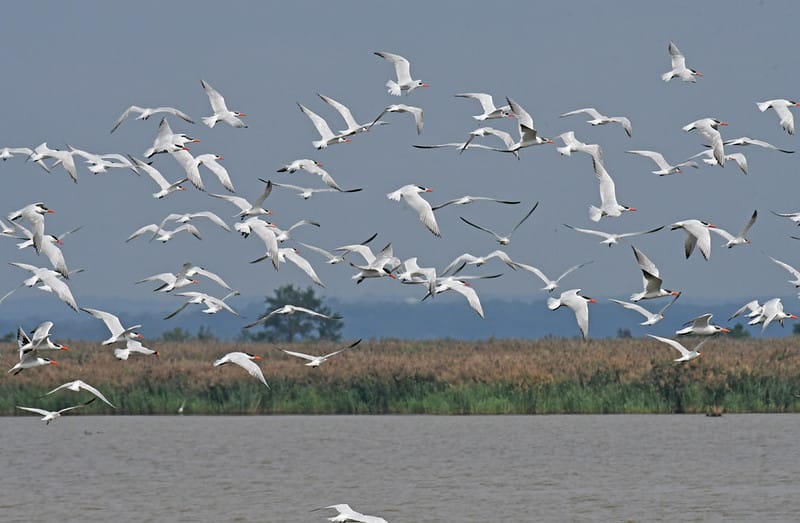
[3,338,799,415]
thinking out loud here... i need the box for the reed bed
[3,337,800,415]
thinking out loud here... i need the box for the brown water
[1,414,798,522]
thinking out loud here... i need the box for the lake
[2,414,798,522]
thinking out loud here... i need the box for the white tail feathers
[547,297,561,310]
[386,190,402,201]
[756,101,771,112]
[202,116,217,128]
[589,206,602,222]
[385,80,402,97]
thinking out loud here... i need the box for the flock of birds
[3,42,800,426]
[2,37,800,521]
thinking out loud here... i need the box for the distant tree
[616,328,632,339]
[793,323,800,336]
[161,327,192,342]
[196,326,217,342]
[0,331,14,343]
[730,323,751,339]
[244,284,342,342]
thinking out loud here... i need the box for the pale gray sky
[1,0,799,323]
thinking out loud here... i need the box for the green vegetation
[3,337,800,415]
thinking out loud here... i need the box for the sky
[1,0,800,331]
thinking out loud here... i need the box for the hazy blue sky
[1,0,799,325]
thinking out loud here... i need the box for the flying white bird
[210,180,273,219]
[128,156,188,199]
[201,79,247,128]
[17,321,69,355]
[454,92,512,120]
[164,291,240,320]
[748,297,797,332]
[661,41,702,83]
[769,256,800,287]
[687,149,748,174]
[630,246,680,301]
[723,136,793,153]
[374,50,428,96]
[609,292,681,326]
[563,224,664,247]
[44,380,115,408]
[514,260,593,293]
[7,202,54,254]
[729,300,764,322]
[0,146,33,161]
[213,352,269,388]
[252,247,323,287]
[316,503,388,523]
[282,339,362,367]
[387,184,440,237]
[113,339,159,360]
[676,313,730,336]
[81,307,142,345]
[154,211,231,239]
[298,233,377,265]
[137,262,233,293]
[647,335,707,363]
[235,217,280,269]
[369,104,424,134]
[554,131,603,161]
[272,182,362,199]
[317,93,386,136]
[459,127,520,157]
[441,250,517,276]
[126,223,202,243]
[394,256,437,295]
[423,275,499,319]
[16,399,95,425]
[244,304,340,329]
[110,105,194,134]
[276,159,322,173]
[709,210,757,248]
[757,99,800,135]
[28,143,79,183]
[143,117,199,158]
[505,97,553,151]
[589,159,635,222]
[7,353,57,375]
[671,219,717,260]
[432,195,520,211]
[13,223,71,278]
[6,262,78,311]
[560,107,632,137]
[626,149,698,175]
[170,150,234,192]
[459,202,538,245]
[298,102,351,149]
[547,288,596,339]
[683,118,727,166]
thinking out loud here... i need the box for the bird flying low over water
[315,503,388,523]
[213,352,269,388]
[374,50,428,96]
[16,398,95,425]
[282,339,362,367]
[44,380,115,408]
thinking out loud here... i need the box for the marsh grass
[3,337,800,415]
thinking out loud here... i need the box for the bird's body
[560,107,632,137]
[547,288,596,339]
[459,202,538,245]
[16,399,95,425]
[213,352,269,388]
[369,104,424,134]
[757,99,800,135]
[211,180,273,219]
[129,156,188,199]
[126,223,202,243]
[630,246,680,301]
[164,291,240,319]
[609,292,680,326]
[710,210,757,248]
[671,219,716,260]
[676,313,730,336]
[45,380,115,408]
[282,339,361,367]
[454,92,512,120]
[113,339,158,360]
[298,103,350,149]
[683,118,727,166]
[81,307,142,345]
[201,80,246,128]
[170,150,233,192]
[244,304,339,329]
[589,159,635,222]
[374,51,428,96]
[564,224,663,247]
[662,41,702,82]
[110,105,194,134]
[648,335,706,362]
[505,97,553,151]
[387,184,440,237]
[514,261,592,293]
[317,93,384,136]
[627,149,698,175]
